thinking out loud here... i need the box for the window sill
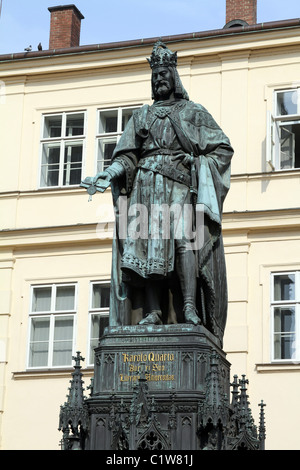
[231,168,300,180]
[13,368,94,380]
[256,362,300,373]
[0,186,112,200]
[38,185,83,191]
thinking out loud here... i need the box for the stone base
[85,324,231,450]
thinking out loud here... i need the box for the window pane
[279,124,299,169]
[63,141,83,185]
[277,91,298,116]
[92,284,110,309]
[121,108,137,131]
[42,143,60,165]
[99,315,109,336]
[274,332,296,360]
[53,317,73,366]
[99,110,118,134]
[55,285,75,311]
[89,341,97,364]
[29,317,50,367]
[89,314,109,362]
[30,317,50,341]
[274,274,295,301]
[54,316,73,340]
[90,314,101,338]
[97,138,116,171]
[43,115,62,138]
[29,342,49,367]
[41,143,60,187]
[32,287,52,312]
[274,306,295,333]
[66,113,84,136]
[274,306,296,360]
[91,315,109,338]
[89,315,100,362]
[52,341,73,366]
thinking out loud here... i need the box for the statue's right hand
[93,171,111,184]
[80,173,111,195]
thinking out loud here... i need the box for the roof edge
[0,18,300,63]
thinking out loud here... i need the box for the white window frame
[39,111,86,188]
[88,281,110,365]
[27,283,77,369]
[267,88,300,171]
[270,271,300,363]
[95,105,140,173]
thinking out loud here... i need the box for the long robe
[109,98,233,344]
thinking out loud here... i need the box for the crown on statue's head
[147,40,177,69]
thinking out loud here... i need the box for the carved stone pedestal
[85,324,231,450]
[59,326,266,450]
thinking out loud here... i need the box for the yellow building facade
[1,7,300,450]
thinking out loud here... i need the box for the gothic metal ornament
[58,352,89,450]
[197,353,266,451]
[58,348,266,451]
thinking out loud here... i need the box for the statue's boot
[176,244,201,325]
[141,280,164,325]
[183,302,201,325]
[139,311,163,325]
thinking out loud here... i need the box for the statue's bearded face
[152,66,175,100]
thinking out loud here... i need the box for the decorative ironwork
[137,423,168,450]
[258,400,267,450]
[58,352,89,450]
[59,340,266,450]
[133,374,170,450]
[197,352,266,450]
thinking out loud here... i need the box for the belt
[140,148,180,157]
[137,157,191,187]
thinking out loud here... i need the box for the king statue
[81,41,234,345]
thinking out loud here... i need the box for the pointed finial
[72,351,84,368]
[258,400,266,449]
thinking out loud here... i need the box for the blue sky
[0,0,299,55]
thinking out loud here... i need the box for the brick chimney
[48,4,84,49]
[226,0,257,26]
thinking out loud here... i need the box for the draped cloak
[108,98,233,344]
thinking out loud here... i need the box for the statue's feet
[139,311,163,325]
[184,305,201,326]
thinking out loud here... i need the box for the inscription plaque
[120,351,176,383]
[92,324,229,395]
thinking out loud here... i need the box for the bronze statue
[81,41,233,344]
